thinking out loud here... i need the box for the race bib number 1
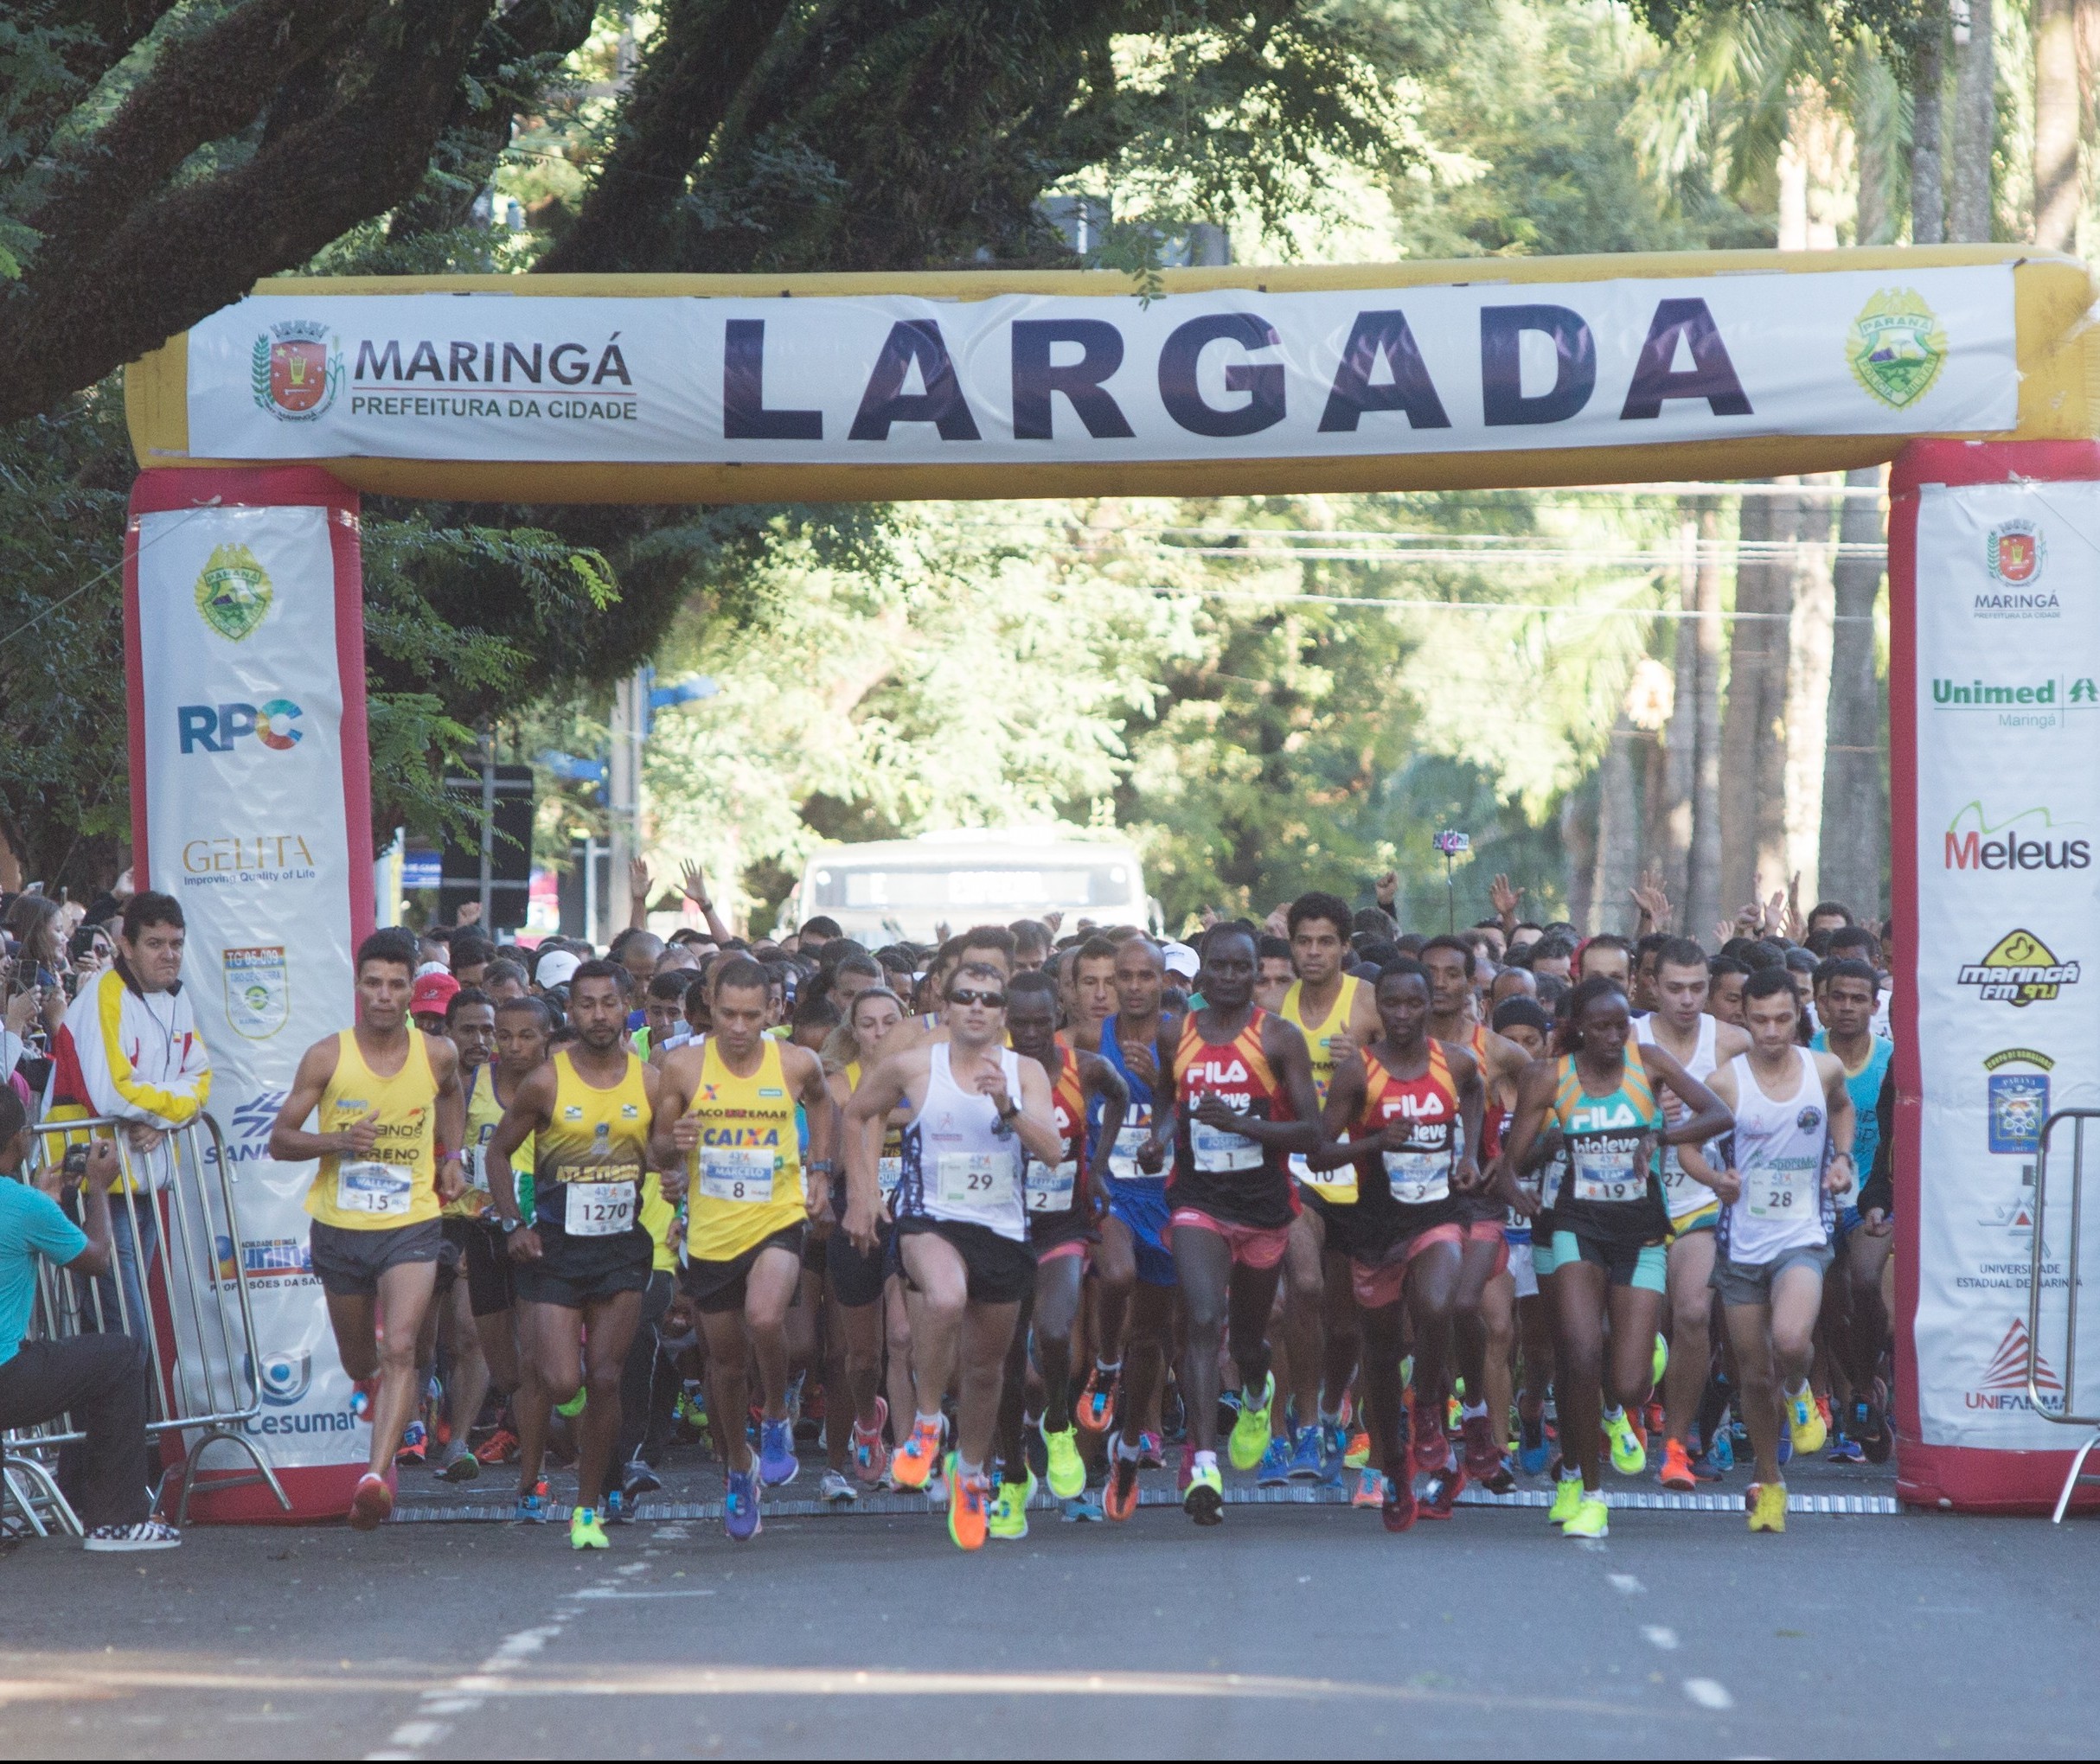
[1191,1119,1263,1173]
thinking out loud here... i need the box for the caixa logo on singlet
[177,700,303,753]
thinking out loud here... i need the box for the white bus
[781,828,1156,947]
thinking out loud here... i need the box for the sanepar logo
[178,700,303,753]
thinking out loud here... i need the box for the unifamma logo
[1968,1318,2064,1413]
[1957,930,2080,1006]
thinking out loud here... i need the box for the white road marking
[387,1722,448,1748]
[1683,1678,1735,1710]
[1607,1574,1645,1595]
[1642,1626,1680,1652]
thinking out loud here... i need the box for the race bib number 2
[1026,1160,1078,1214]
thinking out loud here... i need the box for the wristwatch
[500,1214,525,1235]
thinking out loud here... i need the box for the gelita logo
[1943,802,2089,872]
[177,700,303,754]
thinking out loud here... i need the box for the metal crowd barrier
[2027,1109,2100,1524]
[3,1112,288,1534]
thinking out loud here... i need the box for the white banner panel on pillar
[128,470,374,1516]
[1911,474,2100,1456]
[181,265,2018,467]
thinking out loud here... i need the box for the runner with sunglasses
[842,962,1065,1550]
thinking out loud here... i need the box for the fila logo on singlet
[1385,1092,1449,1120]
[1188,1058,1251,1085]
[1572,1100,1642,1132]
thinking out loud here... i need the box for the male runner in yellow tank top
[484,960,660,1550]
[270,928,467,1532]
[651,956,835,1541]
[1273,892,1380,1486]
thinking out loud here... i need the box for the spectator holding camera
[0,1086,178,1550]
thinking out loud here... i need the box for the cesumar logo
[1957,929,2081,1007]
[253,318,342,420]
[177,700,303,754]
[250,1349,312,1407]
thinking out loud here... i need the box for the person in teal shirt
[0,1089,177,1550]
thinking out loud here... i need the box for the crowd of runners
[257,866,1894,1552]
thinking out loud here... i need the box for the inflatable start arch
[120,244,2100,1517]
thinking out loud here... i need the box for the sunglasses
[945,988,1007,1010]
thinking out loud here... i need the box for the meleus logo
[253,318,341,420]
[177,700,303,754]
[1847,288,1947,409]
[194,543,273,641]
[1957,929,2080,1006]
[1943,802,2089,872]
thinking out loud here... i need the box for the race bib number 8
[1572,1144,1642,1204]
[938,1152,1017,1212]
[336,1161,414,1217]
[701,1147,776,1205]
[1191,1119,1262,1173]
[1026,1160,1078,1214]
[566,1177,637,1237]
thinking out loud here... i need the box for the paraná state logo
[1847,288,1947,410]
[252,317,341,420]
[194,542,272,642]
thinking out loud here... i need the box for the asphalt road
[2,1485,2096,1760]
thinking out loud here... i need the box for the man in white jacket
[43,892,212,1338]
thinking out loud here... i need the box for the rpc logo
[178,699,303,754]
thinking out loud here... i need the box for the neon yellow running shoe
[1184,1459,1225,1525]
[1548,1472,1585,1526]
[1604,1408,1647,1476]
[1562,1492,1610,1539]
[1786,1384,1827,1455]
[1747,1479,1788,1533]
[1228,1373,1275,1472]
[1652,1332,1669,1387]
[1043,1426,1085,1500]
[569,1506,609,1550]
[988,1473,1036,1540]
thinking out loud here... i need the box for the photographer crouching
[0,1086,177,1550]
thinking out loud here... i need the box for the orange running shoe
[1075,1365,1119,1434]
[948,1460,990,1551]
[1104,1451,1141,1522]
[1411,1397,1445,1473]
[1658,1437,1698,1492]
[474,1425,520,1466]
[891,1414,944,1489]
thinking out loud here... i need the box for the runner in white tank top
[1688,967,1854,1534]
[1635,937,1750,1494]
[895,1042,1030,1244]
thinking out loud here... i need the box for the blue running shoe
[1060,1492,1105,1523]
[1517,1406,1550,1478]
[514,1479,547,1524]
[724,1467,762,1541]
[1777,1434,1792,1468]
[1709,1428,1735,1473]
[759,1416,798,1486]
[1827,1432,1866,1464]
[1318,1424,1348,1487]
[604,1487,626,1524]
[1286,1423,1328,1483]
[1256,1433,1294,1487]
